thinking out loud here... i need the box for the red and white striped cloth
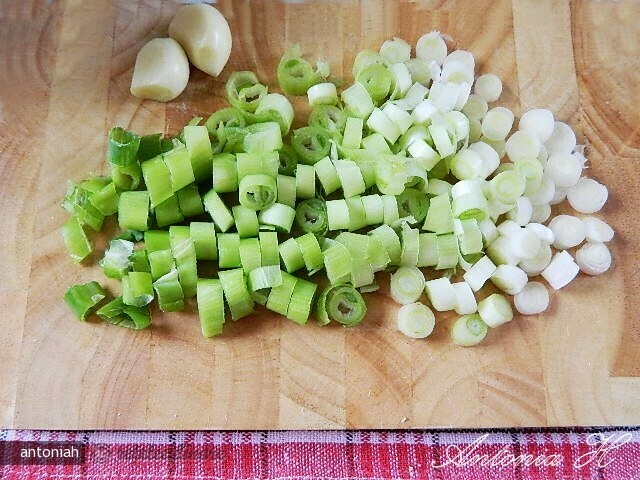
[1,428,639,479]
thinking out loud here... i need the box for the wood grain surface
[1,0,639,429]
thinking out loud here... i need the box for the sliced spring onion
[296,232,324,274]
[575,242,611,276]
[243,122,283,152]
[346,196,367,231]
[239,237,262,273]
[226,70,267,113]
[219,268,255,320]
[463,255,497,292]
[217,233,241,269]
[455,219,483,256]
[64,281,107,320]
[276,174,297,208]
[541,250,580,290]
[518,243,552,276]
[108,127,140,167]
[545,121,577,155]
[163,143,195,192]
[450,148,483,180]
[153,269,185,312]
[148,249,174,281]
[451,314,488,346]
[400,225,420,267]
[100,239,134,279]
[322,240,352,285]
[286,278,317,324]
[519,109,555,142]
[212,153,238,193]
[514,281,549,315]
[481,107,514,141]
[118,191,149,231]
[487,235,520,266]
[278,145,299,176]
[176,185,204,218]
[169,226,198,298]
[548,214,586,249]
[341,82,375,119]
[423,193,454,234]
[292,126,332,165]
[530,203,551,223]
[424,278,456,312]
[436,233,459,270]
[236,151,279,179]
[130,249,150,273]
[62,216,92,263]
[258,203,296,233]
[452,281,477,315]
[122,271,154,307]
[490,264,528,295]
[510,227,541,260]
[248,265,283,292]
[307,82,338,106]
[154,195,183,227]
[397,302,435,339]
[279,237,305,273]
[183,125,213,182]
[277,46,327,96]
[361,194,384,225]
[96,297,151,330]
[196,279,225,337]
[334,160,366,198]
[316,284,367,326]
[308,105,346,133]
[232,205,259,238]
[428,124,455,157]
[89,182,119,216]
[396,189,429,224]
[266,270,298,315]
[295,198,328,236]
[526,222,555,245]
[417,232,438,267]
[314,156,341,195]
[567,177,608,214]
[258,231,279,266]
[62,182,105,232]
[390,266,424,304]
[326,199,350,231]
[582,217,614,243]
[255,93,295,135]
[477,293,513,327]
[203,189,234,232]
[295,164,316,199]
[141,156,173,208]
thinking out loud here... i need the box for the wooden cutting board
[1,0,639,430]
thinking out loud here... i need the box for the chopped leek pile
[62,31,614,346]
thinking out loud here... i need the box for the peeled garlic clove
[130,38,189,102]
[169,4,232,77]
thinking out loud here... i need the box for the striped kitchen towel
[0,427,639,479]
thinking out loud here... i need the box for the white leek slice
[567,178,608,213]
[463,255,497,292]
[530,203,551,223]
[545,121,576,155]
[545,153,583,188]
[506,197,533,226]
[415,31,448,65]
[477,293,513,327]
[519,109,555,142]
[548,214,585,249]
[541,250,580,290]
[452,281,477,315]
[390,267,425,305]
[514,281,549,315]
[575,242,612,276]
[505,130,541,162]
[425,277,457,311]
[582,217,614,243]
[397,303,436,339]
[510,227,541,260]
[518,243,552,277]
[525,223,555,245]
[474,73,502,102]
[481,107,514,141]
[490,264,528,295]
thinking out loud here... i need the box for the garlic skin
[169,4,232,77]
[130,38,189,102]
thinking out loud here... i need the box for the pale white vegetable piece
[506,197,533,226]
[469,141,500,178]
[548,214,585,249]
[545,153,583,187]
[307,82,338,106]
[481,107,514,141]
[528,177,556,206]
[441,61,474,85]
[425,277,457,311]
[550,186,568,205]
[490,264,528,295]
[443,50,475,71]
[411,99,438,124]
[505,130,541,162]
[514,281,549,315]
[463,255,497,292]
[575,242,612,276]
[567,178,608,213]
[452,281,478,315]
[454,82,472,110]
[541,250,580,290]
[545,121,577,155]
[477,293,513,327]
[510,227,541,260]
[390,266,425,305]
[519,243,552,276]
[519,108,555,142]
[379,37,411,64]
[130,38,190,102]
[487,235,521,266]
[397,303,436,339]
[462,94,489,120]
[497,220,521,237]
[416,31,448,65]
[169,4,232,77]
[526,223,555,245]
[582,217,614,243]
[530,203,552,223]
[474,73,502,102]
[478,219,500,244]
